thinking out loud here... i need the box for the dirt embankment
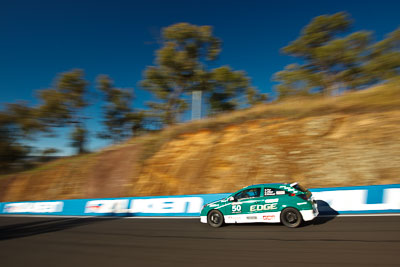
[1,83,400,202]
[133,111,400,196]
[0,145,141,201]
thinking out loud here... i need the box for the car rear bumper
[300,209,319,221]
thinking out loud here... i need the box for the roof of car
[243,183,287,189]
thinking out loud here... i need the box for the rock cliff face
[1,89,400,201]
[133,111,400,197]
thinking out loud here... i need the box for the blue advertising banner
[0,184,399,217]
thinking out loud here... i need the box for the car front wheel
[281,208,302,228]
[207,210,224,228]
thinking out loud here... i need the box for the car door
[252,187,286,222]
[228,187,262,223]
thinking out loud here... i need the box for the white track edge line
[0,215,198,219]
[327,213,400,217]
[1,214,400,219]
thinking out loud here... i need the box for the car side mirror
[227,196,235,202]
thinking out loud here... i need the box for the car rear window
[293,183,308,192]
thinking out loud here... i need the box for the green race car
[200,182,319,228]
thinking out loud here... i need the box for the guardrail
[1,184,399,217]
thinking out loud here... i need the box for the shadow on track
[301,200,339,227]
[221,200,338,228]
[0,217,118,241]
[221,215,337,228]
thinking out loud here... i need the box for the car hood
[205,198,228,208]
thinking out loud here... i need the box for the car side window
[235,188,261,200]
[264,188,286,197]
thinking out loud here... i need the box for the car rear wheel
[281,208,302,228]
[207,210,224,228]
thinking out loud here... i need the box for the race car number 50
[232,205,241,212]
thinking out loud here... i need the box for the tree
[276,12,370,96]
[0,103,40,172]
[97,75,134,143]
[141,23,221,125]
[208,66,266,114]
[38,69,88,125]
[126,110,147,137]
[142,23,266,124]
[0,69,89,170]
[275,12,400,99]
[0,112,26,172]
[70,124,88,154]
[274,64,315,99]
[246,87,269,106]
[41,148,59,156]
[364,27,400,82]
[37,69,89,154]
[4,102,44,134]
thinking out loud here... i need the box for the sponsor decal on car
[265,188,275,196]
[250,203,277,212]
[263,215,275,221]
[279,185,298,193]
[265,198,278,203]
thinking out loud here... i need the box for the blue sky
[1,0,399,155]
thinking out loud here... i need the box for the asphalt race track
[0,216,399,266]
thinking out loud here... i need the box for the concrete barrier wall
[1,184,399,217]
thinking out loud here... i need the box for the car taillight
[298,194,308,201]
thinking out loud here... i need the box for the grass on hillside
[131,79,400,161]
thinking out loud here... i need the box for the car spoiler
[290,182,298,187]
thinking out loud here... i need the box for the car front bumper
[200,216,207,223]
